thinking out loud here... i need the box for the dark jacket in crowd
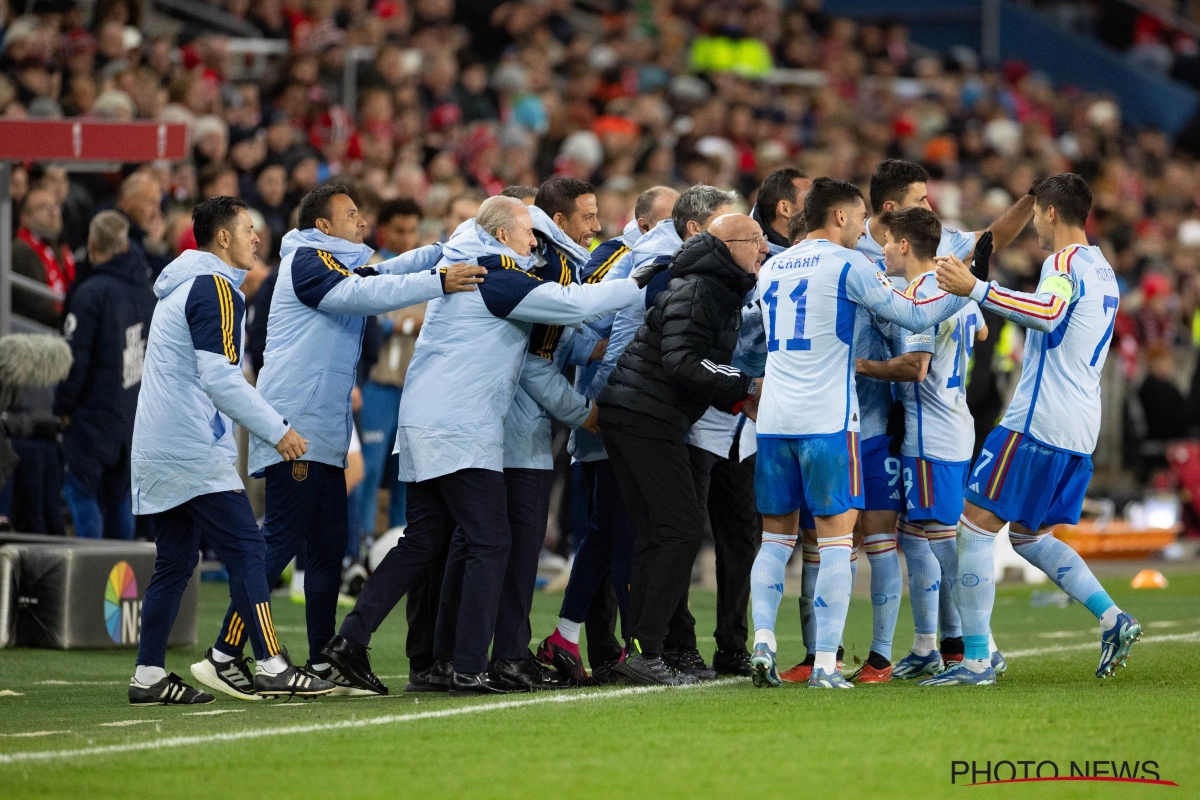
[599,231,755,441]
[750,202,792,250]
[53,248,156,493]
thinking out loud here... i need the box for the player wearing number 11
[925,173,1141,687]
[747,178,971,690]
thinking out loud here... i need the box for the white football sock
[754,628,777,651]
[556,618,582,644]
[913,633,937,657]
[211,649,235,664]
[814,650,837,672]
[134,665,166,685]
[257,655,287,675]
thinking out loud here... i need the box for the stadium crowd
[0,0,1176,694]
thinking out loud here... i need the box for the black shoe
[448,670,516,697]
[305,660,377,697]
[591,658,624,685]
[490,656,571,692]
[403,667,442,693]
[255,649,337,697]
[712,649,753,677]
[428,659,454,689]
[320,634,388,696]
[663,647,717,681]
[190,648,260,701]
[613,653,692,686]
[129,673,215,706]
[536,635,596,686]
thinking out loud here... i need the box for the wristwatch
[747,379,759,398]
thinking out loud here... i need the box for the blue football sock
[814,535,853,656]
[1009,530,1119,624]
[954,515,998,662]
[898,517,939,641]
[863,531,901,660]
[751,533,795,639]
[926,523,963,639]
[800,543,819,656]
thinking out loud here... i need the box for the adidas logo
[814,597,829,608]
[969,482,980,492]
[1056,566,1072,582]
[771,583,784,593]
[158,682,186,702]
[890,490,900,499]
[217,663,252,689]
[926,580,940,592]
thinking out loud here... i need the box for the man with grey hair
[324,194,668,696]
[55,210,156,539]
[112,171,170,278]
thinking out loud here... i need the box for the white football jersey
[973,244,1118,455]
[756,239,970,437]
[893,272,981,463]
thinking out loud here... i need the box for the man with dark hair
[499,185,538,204]
[191,186,484,701]
[929,173,1141,687]
[854,206,987,683]
[540,185,680,685]
[751,167,811,251]
[13,185,74,326]
[533,177,600,247]
[129,196,332,705]
[375,198,424,259]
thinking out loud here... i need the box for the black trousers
[434,468,553,664]
[601,426,706,656]
[404,536,448,673]
[707,447,758,653]
[340,468,509,674]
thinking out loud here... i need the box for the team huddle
[124,159,1142,706]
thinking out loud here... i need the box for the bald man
[597,213,768,686]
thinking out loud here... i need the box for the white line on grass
[1005,631,1200,659]
[0,731,70,738]
[0,680,733,765]
[183,710,244,717]
[34,681,125,686]
[97,720,159,727]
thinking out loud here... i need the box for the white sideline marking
[183,710,244,717]
[0,690,23,697]
[34,681,124,686]
[97,720,159,727]
[1036,630,1085,639]
[0,731,70,738]
[0,680,731,765]
[1148,620,1182,628]
[1005,631,1200,659]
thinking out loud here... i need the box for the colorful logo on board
[104,561,140,644]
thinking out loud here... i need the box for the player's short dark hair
[298,183,351,231]
[634,185,672,222]
[878,207,942,261]
[786,209,807,243]
[500,185,538,201]
[757,167,808,225]
[869,159,929,214]
[192,196,248,248]
[802,177,864,232]
[534,177,595,220]
[1031,173,1092,228]
[377,198,423,226]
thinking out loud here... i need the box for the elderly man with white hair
[323,195,667,697]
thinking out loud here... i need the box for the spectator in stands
[114,172,169,278]
[1140,341,1191,442]
[354,198,426,552]
[442,191,485,240]
[56,211,155,539]
[13,185,74,328]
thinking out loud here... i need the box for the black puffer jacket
[599,231,755,441]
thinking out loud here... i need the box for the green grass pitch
[1,570,1198,799]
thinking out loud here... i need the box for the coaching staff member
[599,213,767,686]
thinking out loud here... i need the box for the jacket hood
[279,228,374,267]
[629,217,682,269]
[440,218,536,271]
[153,249,248,299]
[750,203,793,250]
[621,218,642,248]
[93,248,152,287]
[670,231,757,296]
[528,205,591,270]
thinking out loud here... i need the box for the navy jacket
[54,249,157,479]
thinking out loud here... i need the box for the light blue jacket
[503,206,599,470]
[569,219,643,462]
[131,250,290,515]
[247,229,444,476]
[394,222,642,482]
